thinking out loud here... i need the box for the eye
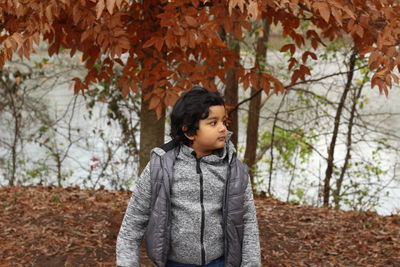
[210,121,217,126]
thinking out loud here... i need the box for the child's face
[187,105,228,158]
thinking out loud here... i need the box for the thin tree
[323,50,357,207]
[244,20,270,185]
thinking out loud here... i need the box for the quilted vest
[144,141,249,267]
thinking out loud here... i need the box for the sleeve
[241,178,261,267]
[116,162,152,267]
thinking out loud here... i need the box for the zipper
[223,152,235,266]
[196,157,206,265]
[161,157,170,264]
[223,156,232,266]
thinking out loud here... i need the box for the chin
[215,143,225,149]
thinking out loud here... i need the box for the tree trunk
[244,21,270,185]
[138,89,165,175]
[218,25,240,147]
[55,153,62,187]
[244,87,262,183]
[333,73,365,208]
[225,41,240,147]
[8,89,19,187]
[323,50,357,207]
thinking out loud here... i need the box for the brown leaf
[302,51,317,63]
[228,0,244,15]
[121,83,129,98]
[96,0,105,19]
[314,2,330,23]
[331,7,342,26]
[12,33,24,48]
[155,37,164,52]
[106,0,115,15]
[288,57,297,71]
[143,37,157,49]
[72,77,84,94]
[148,95,161,110]
[385,46,396,58]
[242,74,250,90]
[130,80,139,93]
[250,72,258,88]
[248,0,259,19]
[46,4,53,23]
[185,16,198,27]
[280,44,295,55]
[180,36,188,48]
[368,50,380,69]
[155,105,163,120]
[359,46,375,57]
[274,79,284,94]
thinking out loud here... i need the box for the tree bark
[138,89,165,175]
[225,41,240,147]
[333,73,365,208]
[7,86,20,187]
[323,50,357,207]
[244,21,270,185]
[138,4,167,175]
[218,25,240,147]
[244,86,262,183]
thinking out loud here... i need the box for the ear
[182,126,195,141]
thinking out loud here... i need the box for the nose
[219,122,227,132]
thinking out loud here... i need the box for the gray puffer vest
[144,141,249,267]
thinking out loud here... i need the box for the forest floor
[1,186,399,267]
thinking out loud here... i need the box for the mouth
[218,136,226,141]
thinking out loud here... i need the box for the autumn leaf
[185,16,198,27]
[274,79,284,94]
[155,37,164,52]
[72,77,85,94]
[313,2,330,23]
[121,84,129,98]
[248,0,259,19]
[375,67,388,78]
[250,73,258,88]
[368,50,380,69]
[45,4,54,24]
[96,0,105,19]
[288,57,298,71]
[228,0,244,15]
[11,33,24,48]
[280,44,296,55]
[242,74,250,90]
[155,105,163,119]
[115,0,124,8]
[148,95,161,110]
[359,46,375,57]
[106,0,115,15]
[302,51,317,63]
[385,46,396,58]
[331,7,342,26]
[143,37,157,49]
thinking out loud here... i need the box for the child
[116,86,261,267]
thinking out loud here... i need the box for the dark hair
[170,86,225,145]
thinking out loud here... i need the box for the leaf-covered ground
[0,186,399,267]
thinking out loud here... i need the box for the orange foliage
[0,0,399,112]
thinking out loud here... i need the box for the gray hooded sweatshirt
[116,138,261,266]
